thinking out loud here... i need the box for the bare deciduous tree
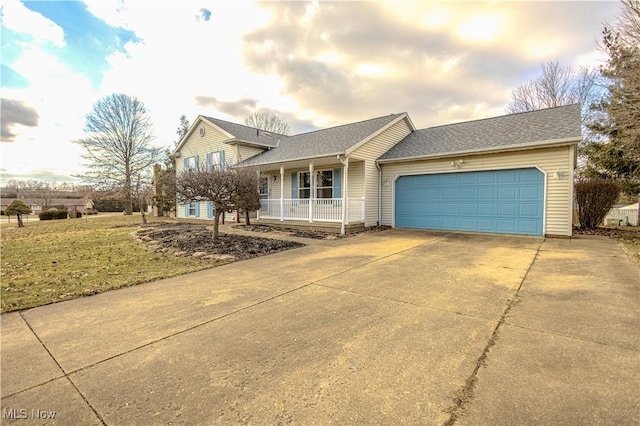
[23,180,56,208]
[233,166,262,226]
[175,164,264,238]
[77,93,160,215]
[506,60,601,126]
[244,111,292,135]
[175,165,237,240]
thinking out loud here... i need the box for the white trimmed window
[259,177,269,199]
[316,170,333,198]
[208,152,221,170]
[299,170,333,199]
[186,156,198,174]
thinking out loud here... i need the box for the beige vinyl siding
[347,161,364,198]
[237,144,266,162]
[175,121,251,220]
[177,122,233,171]
[380,145,576,236]
[349,118,412,226]
[177,200,209,220]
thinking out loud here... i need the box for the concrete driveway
[1,229,638,425]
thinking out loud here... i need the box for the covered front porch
[254,157,366,234]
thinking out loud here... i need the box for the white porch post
[279,165,284,221]
[256,169,261,220]
[309,161,314,222]
[341,157,349,235]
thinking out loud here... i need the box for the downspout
[376,161,382,227]
[280,165,284,221]
[337,155,348,235]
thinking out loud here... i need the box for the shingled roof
[378,104,581,163]
[239,113,407,166]
[202,116,287,148]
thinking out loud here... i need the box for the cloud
[1,99,40,142]
[15,1,140,88]
[0,0,623,183]
[194,96,317,134]
[0,168,82,183]
[242,1,618,128]
[195,96,258,118]
[1,0,65,47]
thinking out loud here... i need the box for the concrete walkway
[1,229,638,425]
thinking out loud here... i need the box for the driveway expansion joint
[9,313,108,425]
[443,238,545,425]
[314,282,492,321]
[504,322,640,352]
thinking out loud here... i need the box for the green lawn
[1,215,216,313]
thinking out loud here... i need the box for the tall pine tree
[585,0,640,205]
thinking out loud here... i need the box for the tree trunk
[124,175,133,215]
[213,210,220,240]
[245,210,250,226]
[17,214,24,227]
[140,210,147,225]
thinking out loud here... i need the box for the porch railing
[258,198,365,223]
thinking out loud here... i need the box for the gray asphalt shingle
[202,116,286,148]
[378,104,581,162]
[238,113,405,166]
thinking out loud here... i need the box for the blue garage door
[395,168,544,235]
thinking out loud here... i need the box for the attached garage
[394,168,544,235]
[377,105,582,237]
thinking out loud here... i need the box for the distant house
[174,104,581,237]
[0,198,93,215]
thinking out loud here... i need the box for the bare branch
[243,111,292,135]
[76,93,160,214]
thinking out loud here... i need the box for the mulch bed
[233,224,392,240]
[139,223,304,260]
[234,224,339,240]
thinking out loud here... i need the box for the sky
[0,0,623,184]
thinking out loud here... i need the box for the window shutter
[184,203,189,217]
[291,172,298,198]
[195,202,200,218]
[183,158,189,172]
[219,150,226,170]
[194,155,200,173]
[207,201,213,218]
[333,168,341,198]
[206,153,212,172]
